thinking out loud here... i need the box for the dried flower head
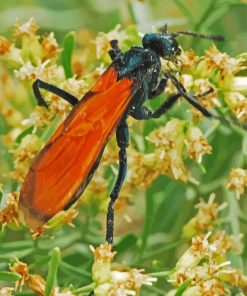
[26,274,46,296]
[10,260,51,295]
[10,261,29,290]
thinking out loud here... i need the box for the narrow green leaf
[0,271,22,282]
[61,31,75,79]
[175,279,190,296]
[140,190,154,257]
[32,256,51,267]
[59,261,91,279]
[173,0,194,23]
[15,126,34,144]
[44,247,61,296]
[0,240,33,251]
[115,234,137,253]
[0,248,33,259]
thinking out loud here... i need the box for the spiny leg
[32,79,79,108]
[131,86,214,120]
[131,93,181,120]
[165,72,235,126]
[106,121,129,244]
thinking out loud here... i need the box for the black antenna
[161,24,168,34]
[171,31,224,42]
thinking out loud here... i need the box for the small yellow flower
[94,25,127,59]
[225,92,247,122]
[0,192,19,229]
[182,193,227,238]
[10,261,29,290]
[22,106,52,130]
[62,75,88,98]
[26,274,46,296]
[227,168,247,199]
[14,60,50,81]
[46,205,79,231]
[185,126,212,163]
[205,44,245,75]
[0,287,14,295]
[10,260,50,295]
[14,18,39,38]
[10,134,42,181]
[91,243,156,296]
[0,36,11,55]
[41,32,60,59]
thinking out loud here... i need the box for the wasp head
[142,33,181,59]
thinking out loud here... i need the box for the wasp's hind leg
[106,121,129,245]
[32,79,79,108]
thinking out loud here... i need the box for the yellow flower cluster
[91,243,156,296]
[10,134,42,181]
[167,233,246,295]
[164,45,247,123]
[168,193,245,295]
[9,260,75,295]
[182,193,227,238]
[10,260,46,294]
[0,192,19,230]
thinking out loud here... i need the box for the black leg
[108,39,122,60]
[165,72,233,126]
[131,93,181,120]
[32,79,79,108]
[131,86,215,120]
[106,121,129,244]
[149,78,168,99]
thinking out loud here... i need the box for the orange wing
[19,66,134,230]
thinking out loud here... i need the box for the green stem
[149,270,171,277]
[194,0,216,31]
[44,248,61,296]
[173,0,194,24]
[73,282,96,294]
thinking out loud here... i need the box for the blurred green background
[0,0,246,54]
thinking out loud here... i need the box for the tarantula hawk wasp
[19,24,245,247]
